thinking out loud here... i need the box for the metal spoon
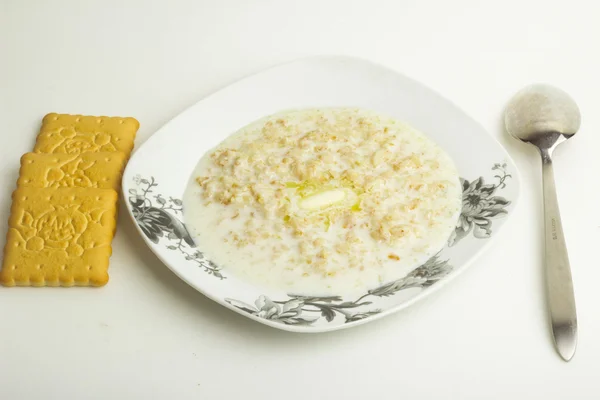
[504,84,580,361]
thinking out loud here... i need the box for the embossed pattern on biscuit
[33,113,139,156]
[18,152,127,190]
[0,187,118,287]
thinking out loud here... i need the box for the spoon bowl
[505,84,581,151]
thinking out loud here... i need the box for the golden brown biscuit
[0,187,118,287]
[18,152,127,190]
[33,113,139,157]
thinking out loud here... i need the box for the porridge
[183,108,462,295]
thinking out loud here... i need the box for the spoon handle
[541,150,577,361]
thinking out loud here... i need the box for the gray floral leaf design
[226,254,451,326]
[225,296,319,325]
[449,163,511,246]
[169,197,183,206]
[345,310,382,322]
[129,176,192,245]
[225,299,258,314]
[287,295,343,303]
[319,304,336,321]
[367,255,452,298]
[130,176,224,279]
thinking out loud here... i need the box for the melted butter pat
[299,189,348,210]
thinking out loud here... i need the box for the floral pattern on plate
[129,175,224,279]
[226,255,451,325]
[449,163,511,246]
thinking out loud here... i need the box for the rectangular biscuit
[33,113,139,157]
[0,187,118,287]
[18,152,127,190]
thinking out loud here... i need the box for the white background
[1,1,600,399]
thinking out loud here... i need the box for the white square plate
[122,56,520,332]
